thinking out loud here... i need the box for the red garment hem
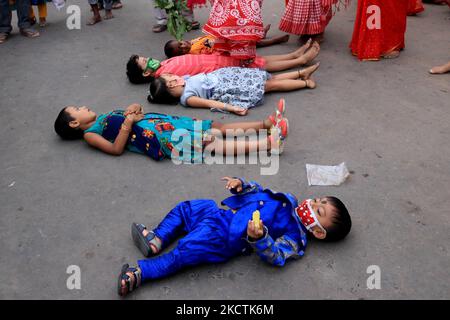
[279,21,324,35]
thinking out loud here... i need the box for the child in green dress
[54,100,290,163]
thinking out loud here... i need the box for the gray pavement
[0,1,449,300]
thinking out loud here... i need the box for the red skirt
[279,0,349,35]
[407,0,425,15]
[202,0,265,60]
[350,0,408,61]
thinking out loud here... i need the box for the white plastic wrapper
[306,162,350,186]
[53,0,66,10]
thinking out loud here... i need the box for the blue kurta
[137,179,308,281]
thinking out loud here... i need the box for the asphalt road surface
[0,1,449,299]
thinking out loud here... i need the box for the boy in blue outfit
[118,176,352,296]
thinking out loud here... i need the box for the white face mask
[295,199,326,233]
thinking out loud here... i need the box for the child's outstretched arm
[246,220,305,267]
[221,176,264,195]
[186,96,248,116]
[84,113,144,156]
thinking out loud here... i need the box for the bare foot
[104,10,114,20]
[278,34,290,44]
[39,17,46,27]
[87,15,102,25]
[382,50,400,59]
[306,78,316,89]
[300,42,320,64]
[263,24,271,38]
[294,38,313,58]
[429,61,450,74]
[301,78,316,89]
[298,62,320,80]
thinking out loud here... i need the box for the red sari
[350,0,408,61]
[407,0,425,15]
[202,0,265,60]
[279,0,350,35]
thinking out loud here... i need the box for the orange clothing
[189,36,216,55]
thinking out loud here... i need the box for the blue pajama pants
[138,200,239,282]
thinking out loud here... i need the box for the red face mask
[295,199,326,233]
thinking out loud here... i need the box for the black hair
[147,77,180,105]
[54,107,85,140]
[321,196,352,242]
[126,54,153,84]
[164,40,180,58]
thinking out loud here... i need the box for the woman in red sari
[407,0,425,15]
[279,0,350,43]
[202,0,265,61]
[350,0,408,61]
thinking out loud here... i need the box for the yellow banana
[252,210,261,231]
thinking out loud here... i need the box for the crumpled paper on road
[53,0,65,10]
[306,162,350,186]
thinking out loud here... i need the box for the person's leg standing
[87,0,102,25]
[152,0,167,32]
[0,0,13,42]
[182,7,199,30]
[37,2,47,27]
[103,0,113,19]
[17,0,39,38]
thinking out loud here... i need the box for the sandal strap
[122,266,141,293]
[136,224,162,252]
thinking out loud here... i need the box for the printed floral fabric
[203,0,265,59]
[84,110,212,163]
[209,67,270,109]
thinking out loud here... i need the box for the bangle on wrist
[121,123,131,132]
[223,103,228,112]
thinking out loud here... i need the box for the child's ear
[142,70,152,77]
[69,120,80,129]
[311,227,326,240]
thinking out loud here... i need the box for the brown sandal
[0,32,8,44]
[117,264,142,297]
[20,28,40,38]
[190,21,200,30]
[87,15,102,25]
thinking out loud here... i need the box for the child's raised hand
[124,103,144,116]
[221,176,243,192]
[126,112,144,123]
[247,219,265,240]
